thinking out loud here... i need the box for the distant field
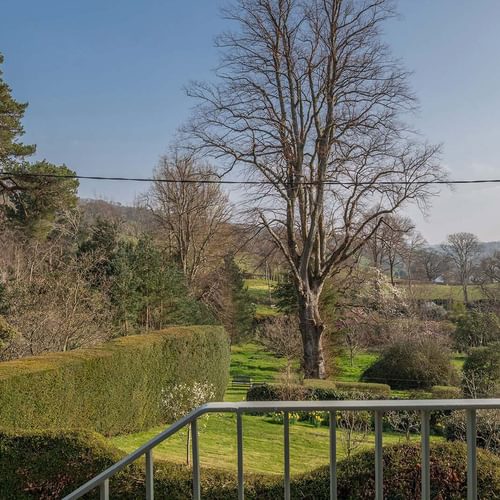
[245,278,276,301]
[398,283,486,301]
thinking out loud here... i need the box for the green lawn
[226,343,286,401]
[244,278,276,303]
[110,413,440,475]
[452,353,466,371]
[245,278,279,319]
[334,351,379,382]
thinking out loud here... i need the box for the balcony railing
[63,399,499,500]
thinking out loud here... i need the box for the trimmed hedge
[331,381,390,396]
[303,379,390,395]
[247,380,390,402]
[430,385,461,399]
[0,326,230,436]
[1,430,499,499]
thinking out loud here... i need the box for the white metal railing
[63,399,500,500]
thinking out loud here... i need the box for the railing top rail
[63,398,500,499]
[200,398,500,412]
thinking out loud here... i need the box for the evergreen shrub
[361,337,457,390]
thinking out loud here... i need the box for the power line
[1,170,500,186]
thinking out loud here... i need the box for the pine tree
[0,52,36,168]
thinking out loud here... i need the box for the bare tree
[416,247,446,283]
[442,232,479,304]
[257,315,303,387]
[0,229,114,359]
[337,398,372,458]
[364,214,415,284]
[339,312,369,367]
[400,229,425,294]
[477,252,500,302]
[380,215,415,285]
[145,152,232,283]
[385,410,420,442]
[187,0,443,377]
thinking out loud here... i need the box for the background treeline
[0,161,255,361]
[0,191,255,359]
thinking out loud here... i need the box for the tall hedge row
[0,326,230,436]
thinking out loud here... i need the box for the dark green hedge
[335,441,500,499]
[1,430,499,499]
[246,381,390,402]
[0,326,230,436]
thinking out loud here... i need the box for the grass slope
[244,278,279,319]
[110,414,438,475]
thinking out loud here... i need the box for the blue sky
[1,0,500,243]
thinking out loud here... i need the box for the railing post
[145,449,154,500]
[329,410,337,500]
[99,479,109,500]
[421,410,430,500]
[284,411,291,500]
[467,409,477,500]
[192,419,201,500]
[374,410,383,500]
[237,412,244,500]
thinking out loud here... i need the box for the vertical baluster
[329,410,337,500]
[467,409,477,500]
[374,410,383,500]
[192,419,201,500]
[237,413,244,500]
[146,449,154,500]
[100,479,109,500]
[284,411,290,500]
[421,410,430,500]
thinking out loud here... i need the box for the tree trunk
[462,282,469,304]
[389,259,395,285]
[297,291,326,379]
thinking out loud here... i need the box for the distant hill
[430,241,500,259]
[478,241,500,257]
[79,198,155,227]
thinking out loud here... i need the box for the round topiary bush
[361,337,457,390]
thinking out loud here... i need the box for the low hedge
[247,380,390,402]
[1,430,499,499]
[0,326,230,436]
[430,385,461,399]
[303,379,390,395]
[332,381,390,396]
